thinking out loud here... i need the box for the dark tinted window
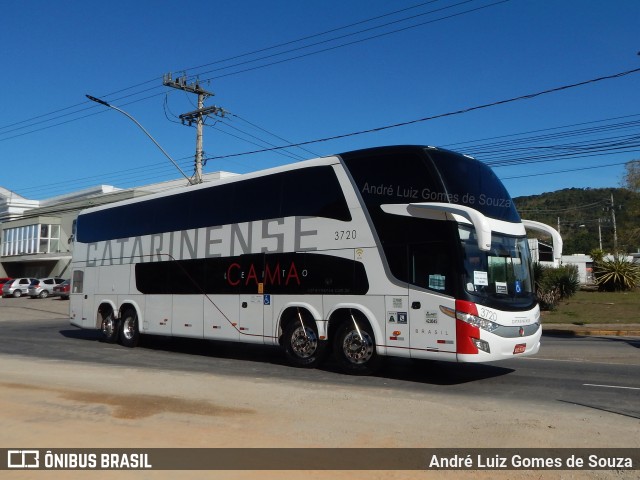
[427,149,520,222]
[340,146,521,291]
[342,147,442,210]
[341,147,459,292]
[374,214,460,295]
[77,166,351,243]
[135,252,369,295]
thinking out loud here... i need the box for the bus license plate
[513,343,526,354]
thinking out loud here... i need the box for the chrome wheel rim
[290,326,318,359]
[122,317,136,341]
[102,316,115,337]
[342,330,374,364]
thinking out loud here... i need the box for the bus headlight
[471,338,491,353]
[456,312,500,333]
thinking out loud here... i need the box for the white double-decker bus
[70,145,544,374]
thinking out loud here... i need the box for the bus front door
[74,267,96,329]
[408,288,456,359]
[407,242,457,360]
[239,294,264,343]
[238,254,264,344]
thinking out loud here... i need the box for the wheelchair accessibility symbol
[263,294,271,305]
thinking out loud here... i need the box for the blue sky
[1,0,639,200]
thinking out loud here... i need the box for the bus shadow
[60,328,102,341]
[350,358,513,386]
[136,335,515,385]
[59,329,515,386]
[593,336,640,349]
[543,331,640,350]
[543,331,640,348]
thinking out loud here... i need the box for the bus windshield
[459,225,535,307]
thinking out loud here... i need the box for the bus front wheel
[119,309,140,348]
[333,318,380,375]
[282,319,327,368]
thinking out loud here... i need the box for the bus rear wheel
[119,309,140,348]
[282,318,327,368]
[333,317,380,375]
[100,310,119,343]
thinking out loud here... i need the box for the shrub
[589,248,605,263]
[593,254,640,291]
[534,263,580,310]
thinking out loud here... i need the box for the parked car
[52,279,70,300]
[3,278,38,298]
[0,277,12,287]
[28,278,66,299]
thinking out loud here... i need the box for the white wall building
[0,172,236,279]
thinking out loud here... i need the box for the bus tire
[333,317,381,375]
[119,309,140,348]
[100,310,119,343]
[282,318,327,368]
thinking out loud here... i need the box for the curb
[542,326,640,337]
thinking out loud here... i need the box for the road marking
[523,357,639,366]
[583,383,640,391]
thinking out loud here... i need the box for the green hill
[514,188,640,255]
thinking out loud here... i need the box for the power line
[208,121,306,162]
[230,113,319,158]
[202,67,640,162]
[192,0,486,79]
[180,0,444,77]
[516,200,610,213]
[0,1,493,141]
[198,0,510,83]
[8,67,640,200]
[499,160,637,180]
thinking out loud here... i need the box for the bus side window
[409,242,453,294]
[72,270,84,294]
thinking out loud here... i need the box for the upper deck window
[340,146,520,223]
[427,149,520,223]
[77,165,351,243]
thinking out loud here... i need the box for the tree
[620,160,640,251]
[622,159,640,192]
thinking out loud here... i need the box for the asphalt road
[2,314,638,421]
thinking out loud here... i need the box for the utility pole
[163,73,225,183]
[598,218,603,251]
[610,193,618,251]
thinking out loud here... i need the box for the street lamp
[578,221,603,251]
[86,95,194,185]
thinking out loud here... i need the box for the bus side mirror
[522,219,563,263]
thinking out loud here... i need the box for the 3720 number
[335,230,357,240]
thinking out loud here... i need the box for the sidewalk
[542,323,640,337]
